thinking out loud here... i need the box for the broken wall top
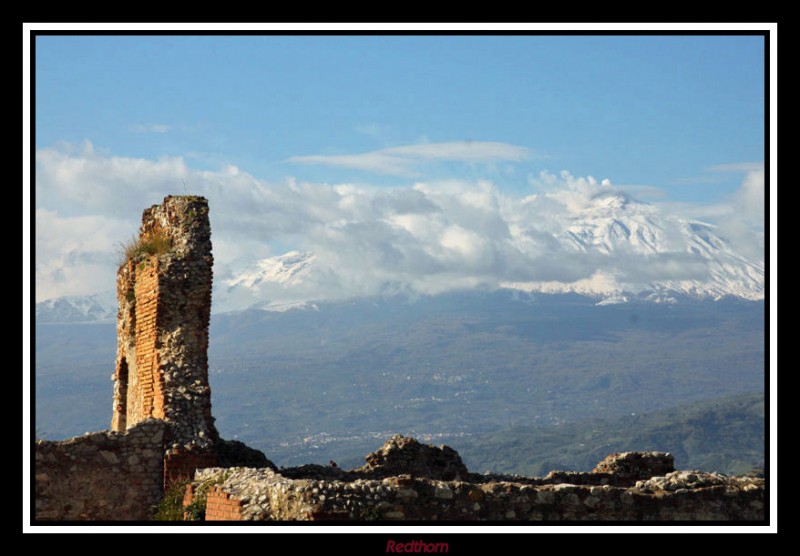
[141,195,212,260]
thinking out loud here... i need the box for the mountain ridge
[217,193,764,311]
[35,192,764,321]
[35,291,118,324]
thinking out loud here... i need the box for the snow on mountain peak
[504,198,764,302]
[583,191,633,212]
[224,251,316,290]
[219,199,763,309]
[36,291,118,323]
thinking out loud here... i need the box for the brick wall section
[35,419,165,521]
[183,483,195,507]
[205,486,243,521]
[132,256,164,422]
[113,255,170,430]
[164,450,218,488]
[114,256,165,431]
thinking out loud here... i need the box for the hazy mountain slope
[35,322,117,438]
[453,392,765,477]
[34,293,765,473]
[211,295,764,467]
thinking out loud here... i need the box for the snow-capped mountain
[35,291,118,323]
[37,193,765,319]
[221,193,764,309]
[558,194,668,255]
[216,251,319,313]
[502,192,764,302]
[225,251,315,289]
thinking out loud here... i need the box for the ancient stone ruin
[188,437,765,521]
[34,195,766,522]
[111,195,219,483]
[35,196,267,520]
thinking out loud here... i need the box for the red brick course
[164,451,218,488]
[204,486,243,521]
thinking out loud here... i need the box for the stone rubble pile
[356,434,469,480]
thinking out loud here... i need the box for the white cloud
[671,176,723,186]
[36,141,189,217]
[614,184,668,200]
[35,208,133,302]
[35,144,764,307]
[732,166,765,224]
[383,142,530,161]
[129,123,171,133]
[671,162,764,188]
[708,162,764,173]
[287,141,531,176]
[659,164,765,262]
[719,166,765,261]
[529,170,616,213]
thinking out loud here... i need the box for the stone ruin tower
[112,195,219,484]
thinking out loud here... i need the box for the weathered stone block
[593,451,675,482]
[357,434,469,480]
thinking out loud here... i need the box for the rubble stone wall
[189,441,765,522]
[193,465,765,522]
[34,419,165,521]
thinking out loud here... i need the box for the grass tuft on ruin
[117,231,173,267]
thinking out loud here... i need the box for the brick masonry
[111,196,219,485]
[164,450,219,487]
[204,486,244,521]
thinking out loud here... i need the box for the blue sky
[36,35,763,199]
[32,33,768,302]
